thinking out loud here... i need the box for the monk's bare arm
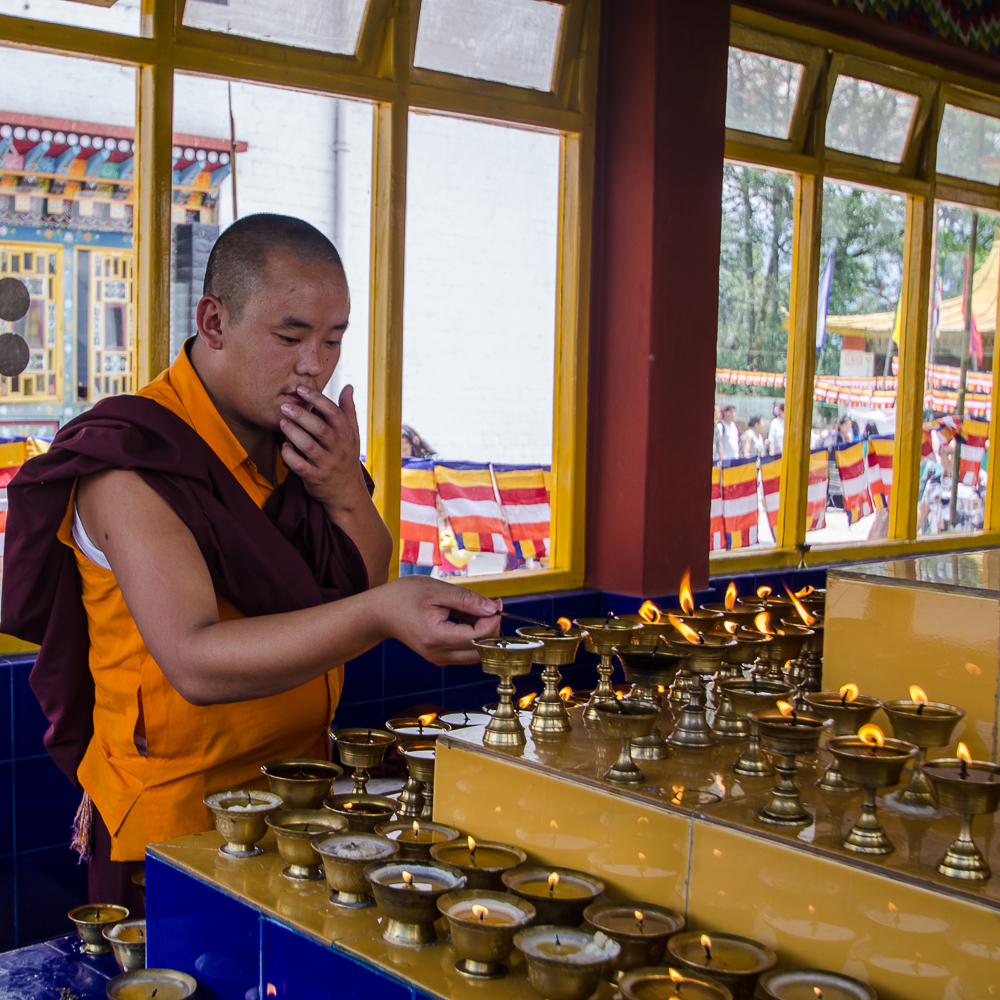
[76,470,498,706]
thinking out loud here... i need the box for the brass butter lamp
[574,616,642,720]
[594,700,661,784]
[329,729,396,794]
[364,859,467,947]
[517,623,587,735]
[803,685,881,793]
[474,637,543,748]
[614,644,689,760]
[721,677,793,773]
[398,741,436,819]
[666,628,736,749]
[924,743,1000,881]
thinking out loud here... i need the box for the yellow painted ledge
[0,633,39,656]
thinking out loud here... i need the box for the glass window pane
[173,74,373,456]
[917,204,1000,537]
[712,163,795,554]
[937,105,1000,186]
[414,0,563,91]
[725,47,804,140]
[401,112,559,578]
[827,76,918,163]
[183,0,368,56]
[807,182,906,546]
[0,0,140,36]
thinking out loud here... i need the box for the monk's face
[211,251,351,431]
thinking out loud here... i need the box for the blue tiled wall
[1,654,88,952]
[1,568,826,954]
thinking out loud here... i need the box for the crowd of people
[713,402,784,460]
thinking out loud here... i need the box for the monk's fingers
[279,419,326,463]
[338,385,361,439]
[295,386,356,440]
[280,441,318,478]
[280,404,339,448]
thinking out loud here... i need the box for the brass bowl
[619,615,678,645]
[314,831,400,908]
[106,969,197,999]
[802,692,880,735]
[722,679,793,718]
[514,925,621,1000]
[261,758,343,810]
[881,699,965,747]
[265,809,348,879]
[438,888,536,979]
[399,743,435,784]
[330,729,397,769]
[621,966,733,1000]
[760,623,814,664]
[68,904,128,955]
[614,645,689,689]
[502,866,605,926]
[374,820,460,860]
[323,793,398,832]
[827,737,919,789]
[364,859,467,947]
[430,839,527,891]
[204,789,283,858]
[720,629,771,666]
[517,626,587,664]
[701,602,763,627]
[574,617,642,656]
[758,968,875,1000]
[665,633,736,675]
[749,709,828,756]
[924,758,1000,813]
[594,701,659,742]
[103,919,146,972]
[583,901,684,972]
[385,717,452,745]
[667,931,776,1000]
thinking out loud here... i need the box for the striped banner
[434,464,513,554]
[835,440,873,525]
[807,448,829,531]
[494,467,550,561]
[958,417,989,487]
[866,435,894,510]
[760,454,781,530]
[0,439,47,556]
[721,456,758,549]
[400,464,440,567]
[710,465,724,551]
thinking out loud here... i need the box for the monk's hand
[280,384,369,513]
[379,577,501,666]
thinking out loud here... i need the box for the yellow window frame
[714,8,1000,575]
[0,0,597,598]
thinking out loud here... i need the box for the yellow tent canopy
[825,240,999,337]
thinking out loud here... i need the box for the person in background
[837,415,855,444]
[863,421,879,439]
[767,402,785,455]
[741,415,765,458]
[715,404,740,460]
[401,425,435,459]
[712,405,721,459]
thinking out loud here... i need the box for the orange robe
[58,346,343,861]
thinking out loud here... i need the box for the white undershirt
[72,502,112,570]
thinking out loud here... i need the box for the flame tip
[859,723,885,747]
[679,570,694,615]
[839,683,860,703]
[724,582,738,611]
[417,712,437,726]
[909,685,928,705]
[957,742,972,763]
[557,617,572,633]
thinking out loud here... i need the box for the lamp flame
[909,685,928,705]
[757,585,772,600]
[839,683,859,704]
[754,611,773,635]
[401,871,414,888]
[557,617,572,632]
[777,701,794,717]
[859,724,884,747]
[957,742,972,763]
[724,620,738,634]
[468,836,476,853]
[634,910,644,922]
[814,990,823,999]
[558,686,573,701]
[701,933,712,961]
[519,693,537,709]
[668,612,703,644]
[638,600,662,624]
[418,713,437,726]
[547,872,559,895]
[783,583,817,625]
[412,820,420,835]
[796,585,815,597]
[615,690,625,701]
[679,570,694,614]
[472,905,489,922]
[725,582,737,611]
[668,969,684,986]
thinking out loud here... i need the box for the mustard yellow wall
[824,577,1000,762]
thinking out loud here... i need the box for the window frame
[714,7,1000,574]
[0,0,597,597]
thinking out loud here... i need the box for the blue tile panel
[0,936,113,1000]
[147,854,260,1000]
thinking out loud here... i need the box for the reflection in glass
[414,0,563,91]
[183,0,368,56]
[712,164,795,552]
[0,0,140,36]
[937,105,1000,186]
[808,182,905,546]
[918,206,1000,536]
[725,48,803,140]
[172,75,373,454]
[401,112,559,577]
[826,76,917,162]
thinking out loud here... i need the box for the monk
[1,214,500,912]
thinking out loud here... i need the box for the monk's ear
[196,294,227,350]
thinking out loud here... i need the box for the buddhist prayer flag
[399,464,440,567]
[958,417,989,487]
[494,467,550,560]
[866,435,894,509]
[434,464,513,554]
[721,456,758,549]
[816,251,834,352]
[0,439,35,553]
[807,448,829,531]
[834,440,873,524]
[710,465,724,551]
[759,454,781,529]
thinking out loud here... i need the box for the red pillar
[586,0,731,597]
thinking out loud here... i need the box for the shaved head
[203,213,344,322]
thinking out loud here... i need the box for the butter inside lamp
[666,931,776,1000]
[502,866,605,926]
[437,888,536,978]
[429,835,527,891]
[758,967,877,1000]
[620,966,734,1000]
[105,968,197,1000]
[513,926,621,1000]
[583,900,685,972]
